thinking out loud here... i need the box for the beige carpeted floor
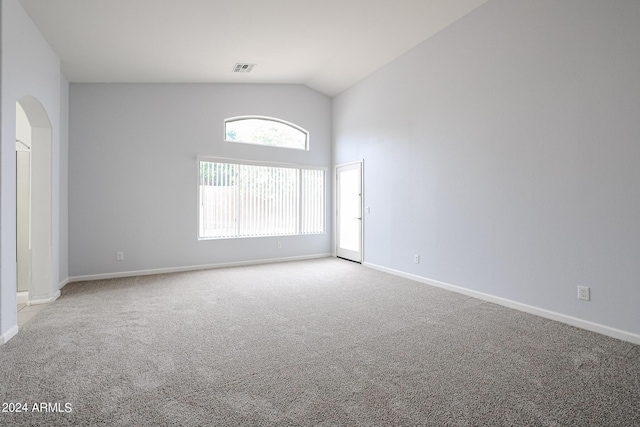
[1,258,638,426]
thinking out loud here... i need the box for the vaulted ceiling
[19,0,488,96]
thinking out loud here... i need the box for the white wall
[15,102,31,145]
[1,0,68,342]
[59,75,69,283]
[333,0,640,337]
[16,103,31,293]
[69,83,332,277]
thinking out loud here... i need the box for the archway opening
[16,96,53,308]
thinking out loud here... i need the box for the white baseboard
[364,262,640,346]
[16,291,29,305]
[68,253,332,283]
[28,291,61,306]
[2,290,62,345]
[0,325,19,345]
[16,290,61,306]
[59,278,70,290]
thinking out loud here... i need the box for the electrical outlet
[277,242,282,249]
[414,254,420,264]
[116,251,124,261]
[578,286,590,301]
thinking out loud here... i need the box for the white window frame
[224,116,310,151]
[197,156,326,240]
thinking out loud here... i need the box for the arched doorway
[16,96,53,306]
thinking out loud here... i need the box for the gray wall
[1,0,66,340]
[69,83,332,277]
[333,0,640,336]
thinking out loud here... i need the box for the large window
[198,159,325,239]
[225,116,309,150]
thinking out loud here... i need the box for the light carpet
[1,258,638,426]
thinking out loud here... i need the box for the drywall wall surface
[1,0,65,340]
[69,83,332,276]
[16,102,31,146]
[16,104,31,293]
[59,74,70,284]
[333,0,640,335]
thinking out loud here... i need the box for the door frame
[334,159,364,263]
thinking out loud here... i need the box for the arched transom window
[225,116,309,150]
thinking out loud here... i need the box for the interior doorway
[336,161,363,263]
[15,97,53,307]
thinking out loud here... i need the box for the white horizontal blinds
[199,161,236,238]
[301,169,325,234]
[199,160,320,239]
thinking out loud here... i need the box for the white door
[336,161,363,262]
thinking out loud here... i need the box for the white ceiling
[19,0,488,97]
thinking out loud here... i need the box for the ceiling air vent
[232,63,256,73]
